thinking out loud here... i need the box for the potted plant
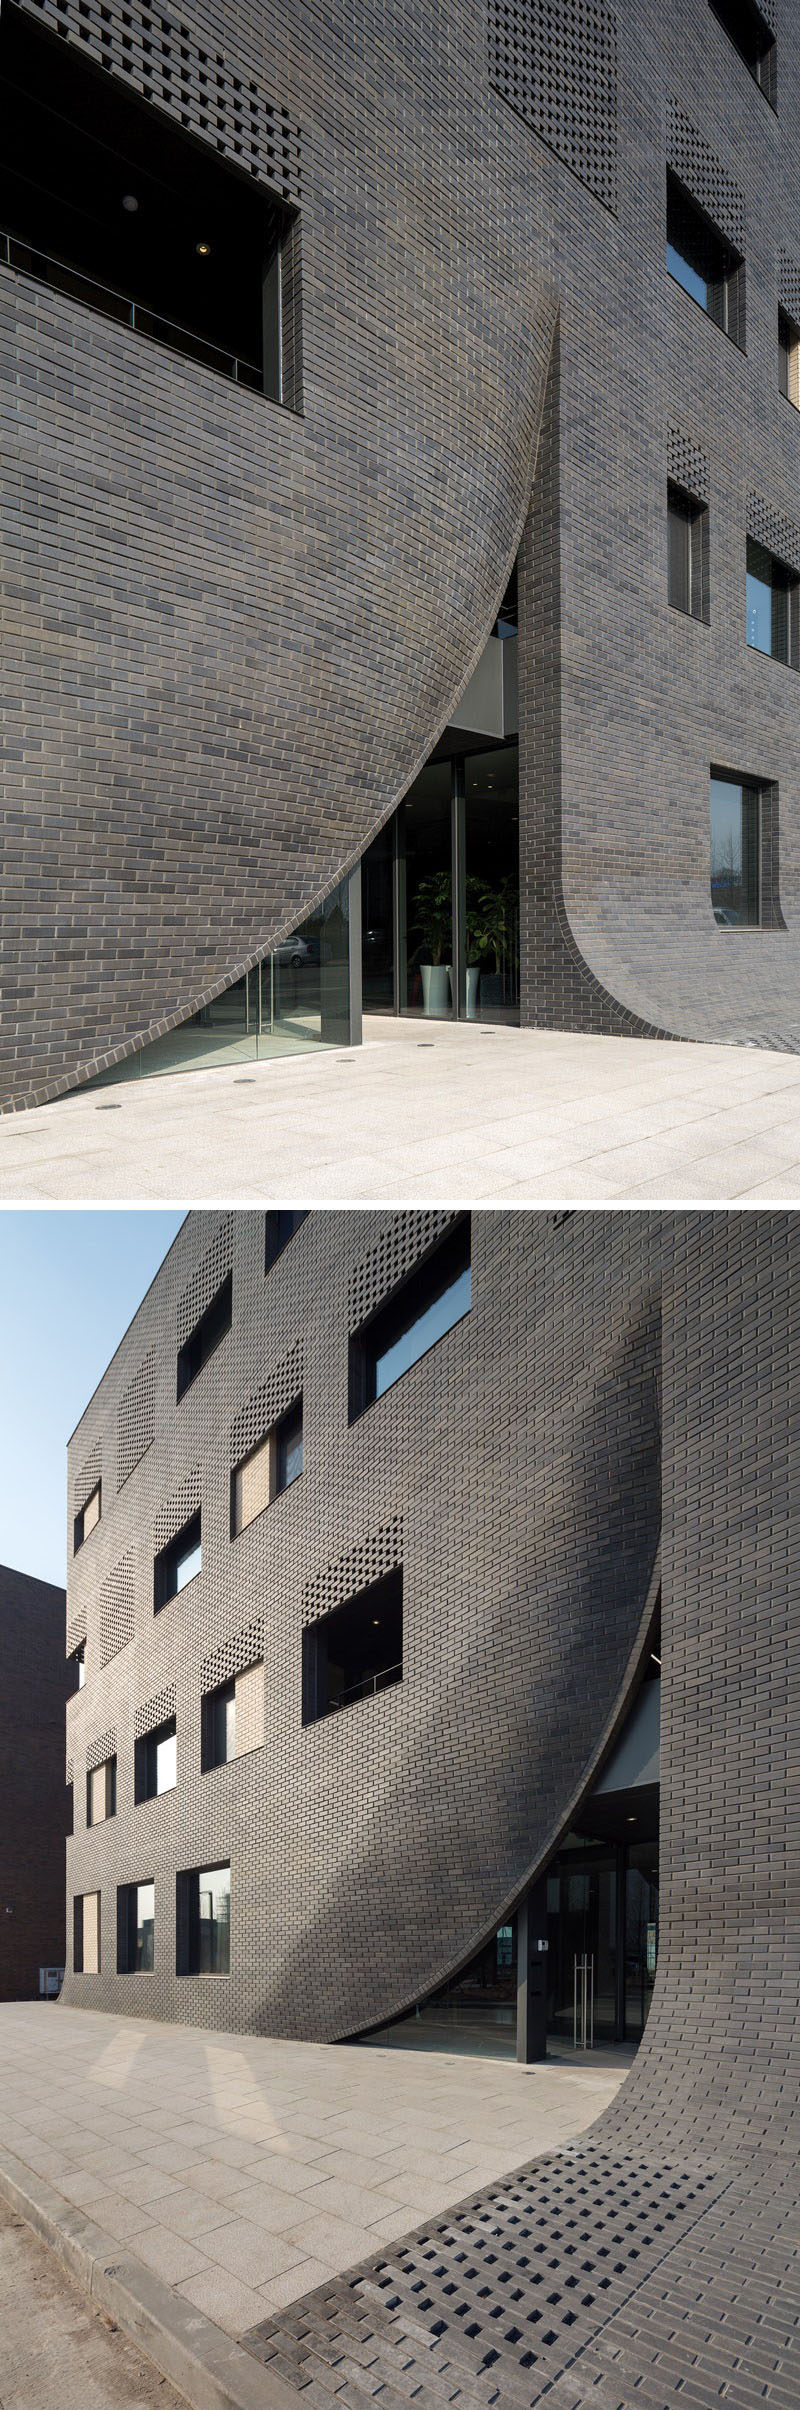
[412,873,453,1015]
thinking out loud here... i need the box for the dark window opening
[86,1757,117,1826]
[177,1272,232,1400]
[201,1680,236,1772]
[667,174,745,348]
[264,1209,308,1271]
[710,771,761,926]
[154,1511,201,1612]
[176,1863,230,1974]
[667,484,709,621]
[73,1481,101,1554]
[302,1568,403,1725]
[709,2,777,105]
[230,1394,303,1535]
[71,1641,86,1693]
[134,1718,177,1803]
[746,538,799,668]
[493,562,518,638]
[117,1879,155,1973]
[779,309,800,408]
[0,8,297,399]
[275,1399,303,1494]
[349,1219,471,1420]
[73,1890,101,1975]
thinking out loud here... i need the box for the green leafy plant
[412,872,452,964]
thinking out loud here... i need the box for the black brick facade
[0,1562,69,1998]
[6,3,800,1105]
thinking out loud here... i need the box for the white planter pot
[420,963,452,1016]
[466,967,481,1020]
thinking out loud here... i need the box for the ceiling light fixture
[122,193,139,212]
[195,239,211,256]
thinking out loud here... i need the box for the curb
[0,2146,301,2410]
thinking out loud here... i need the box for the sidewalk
[3,1016,800,1201]
[0,2003,625,2400]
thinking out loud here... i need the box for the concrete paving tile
[257,2257,336,2312]
[115,2165,183,2205]
[176,2263,269,2338]
[300,2177,407,2228]
[204,2217,306,2288]
[224,2181,310,2234]
[284,2211,391,2268]
[128,2224,212,2283]
[80,2187,154,2241]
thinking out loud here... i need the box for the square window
[176,1862,230,1973]
[710,772,761,926]
[86,1757,116,1826]
[117,1879,155,1972]
[667,174,745,348]
[74,1890,101,1974]
[134,1717,177,1801]
[177,1272,232,1401]
[154,1511,201,1611]
[349,1220,471,1420]
[746,538,799,667]
[302,1568,403,1725]
[668,484,709,621]
[74,1481,101,1553]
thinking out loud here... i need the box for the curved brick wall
[62,1209,662,2037]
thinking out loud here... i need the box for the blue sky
[0,1211,183,1590]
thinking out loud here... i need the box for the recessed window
[302,1569,403,1725]
[86,1758,116,1827]
[74,1891,100,1975]
[201,1661,264,1771]
[0,9,297,399]
[177,1863,231,1974]
[709,2,776,105]
[264,1210,309,1272]
[779,309,800,408]
[74,1482,101,1554]
[668,484,709,621]
[72,1641,86,1692]
[667,174,745,348]
[710,773,760,925]
[746,538,799,667]
[154,1512,201,1612]
[134,1718,177,1803]
[231,1398,303,1536]
[177,1273,232,1401]
[117,1880,155,1972]
[349,1220,471,1420]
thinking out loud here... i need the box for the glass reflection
[197,1864,230,1974]
[746,539,773,655]
[91,878,351,1083]
[403,760,454,1018]
[710,775,760,926]
[361,823,395,1010]
[465,746,520,1023]
[135,1881,155,1972]
[624,1843,658,2039]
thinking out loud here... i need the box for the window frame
[176,1272,232,1402]
[302,1568,404,1727]
[134,1716,177,1803]
[73,1480,101,1555]
[230,1394,303,1537]
[667,482,709,623]
[348,1218,471,1422]
[154,1510,202,1613]
[746,536,800,669]
[176,1861,232,1975]
[666,172,745,350]
[86,1756,117,1827]
[779,308,800,410]
[710,768,762,929]
[73,1889,101,1975]
[117,1878,156,1974]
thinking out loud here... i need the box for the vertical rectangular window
[202,1664,264,1769]
[231,1397,303,1533]
[667,485,708,620]
[154,1512,201,1611]
[275,1400,303,1494]
[87,1758,116,1826]
[176,1273,232,1400]
[709,3,776,104]
[746,538,799,667]
[264,1210,308,1271]
[710,774,760,926]
[302,1570,403,1724]
[349,1220,471,1419]
[666,175,745,347]
[74,1891,101,1974]
[118,1880,155,1972]
[72,1641,86,1691]
[177,1864,231,1973]
[135,1718,177,1801]
[779,309,800,407]
[74,1482,101,1552]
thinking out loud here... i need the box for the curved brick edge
[0,2144,299,2410]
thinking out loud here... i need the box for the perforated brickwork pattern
[778,245,800,320]
[747,488,800,575]
[489,0,618,215]
[73,1443,102,1517]
[176,1216,234,1347]
[153,1470,201,1552]
[302,1519,403,1627]
[98,1555,136,1668]
[17,0,302,204]
[667,425,709,501]
[62,1210,661,2038]
[117,1355,156,1492]
[348,1213,456,1330]
[666,102,744,248]
[200,1619,263,1692]
[230,1342,303,1465]
[134,1682,177,1739]
[85,1728,116,1772]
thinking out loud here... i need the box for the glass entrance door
[546,1843,619,2043]
[361,743,520,1025]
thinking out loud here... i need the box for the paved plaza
[4,1018,800,1201]
[0,2005,624,2360]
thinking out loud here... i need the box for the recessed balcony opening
[0,6,296,398]
[302,1569,403,1725]
[709,1,777,105]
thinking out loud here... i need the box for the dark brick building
[4,0,800,1108]
[0,1562,69,1998]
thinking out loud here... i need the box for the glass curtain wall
[90,876,351,1084]
[361,742,520,1025]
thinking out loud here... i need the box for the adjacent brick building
[4,1,800,1107]
[0,1563,69,1998]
